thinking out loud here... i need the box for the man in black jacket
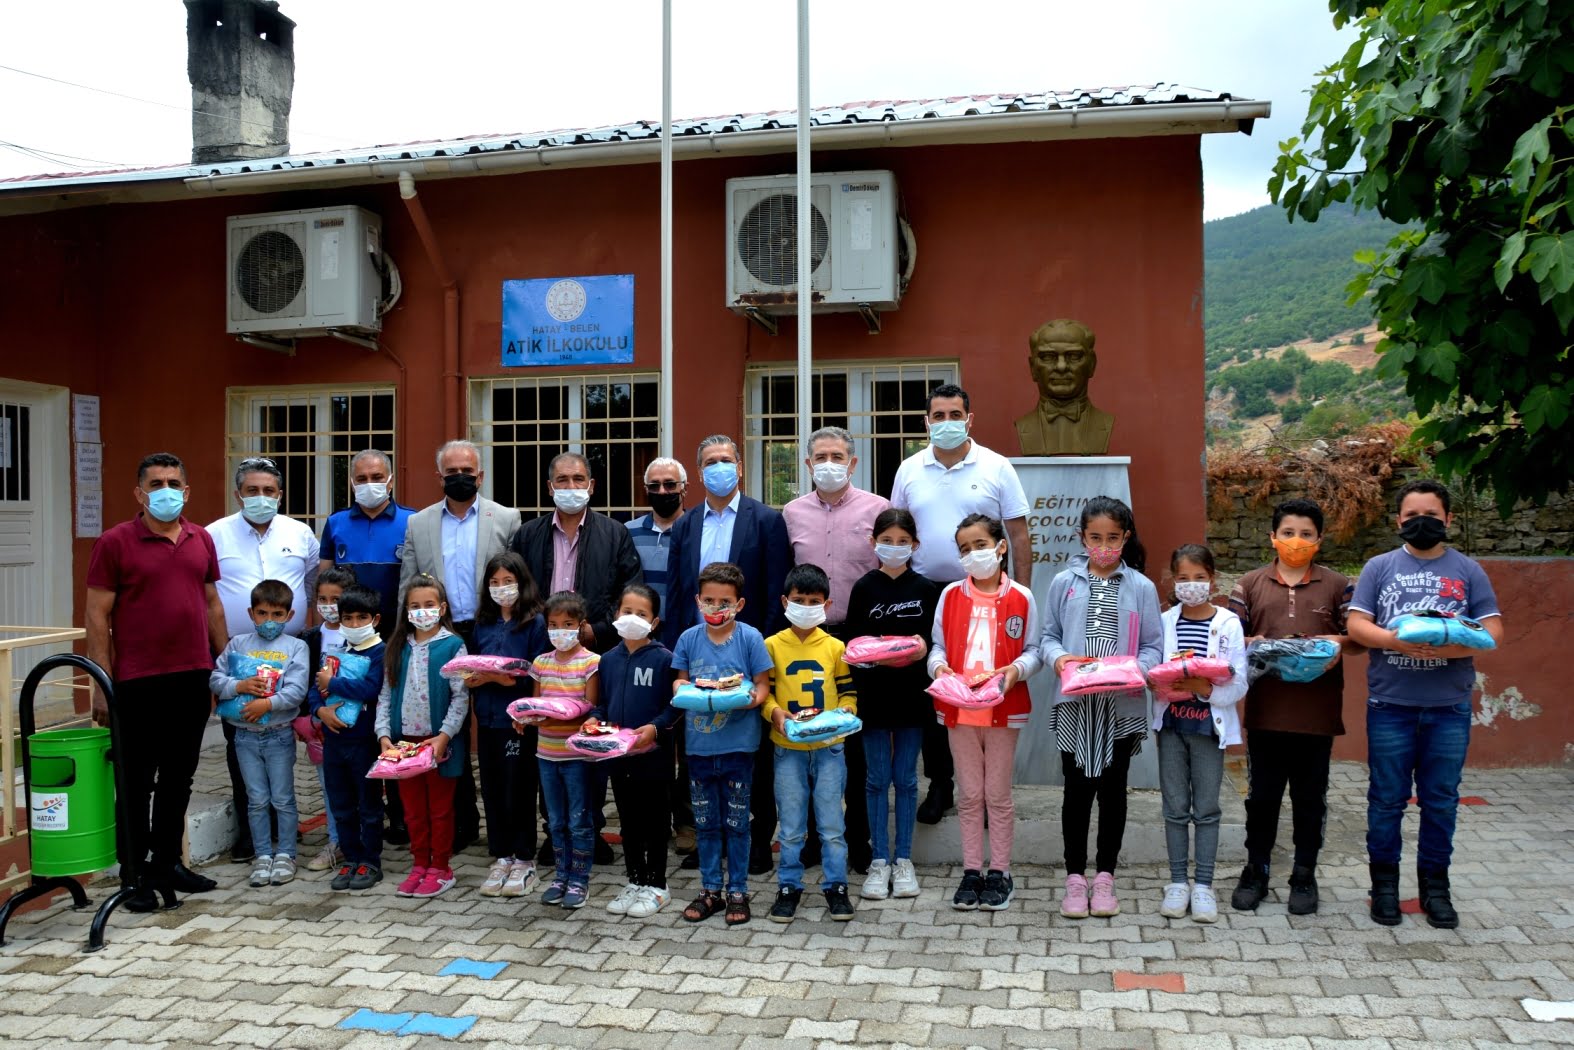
[508,451,644,653]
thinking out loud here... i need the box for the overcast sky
[0,0,1353,220]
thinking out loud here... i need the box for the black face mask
[1399,515,1448,551]
[442,473,479,503]
[647,490,683,518]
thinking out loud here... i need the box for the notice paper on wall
[73,393,100,443]
[75,441,102,538]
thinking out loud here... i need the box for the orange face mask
[1272,536,1320,569]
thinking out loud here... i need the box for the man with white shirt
[889,384,1033,823]
[208,456,320,862]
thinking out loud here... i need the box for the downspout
[398,171,462,440]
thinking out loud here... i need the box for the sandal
[682,890,724,923]
[725,891,751,926]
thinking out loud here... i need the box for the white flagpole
[795,0,812,498]
[660,0,674,460]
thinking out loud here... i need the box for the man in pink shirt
[783,426,889,873]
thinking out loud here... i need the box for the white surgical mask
[241,494,279,525]
[341,622,378,645]
[316,602,340,624]
[811,462,849,491]
[929,419,969,450]
[613,614,654,640]
[489,584,519,606]
[353,482,389,508]
[408,608,441,631]
[549,628,580,651]
[784,602,827,629]
[553,487,591,513]
[874,543,913,567]
[960,547,1001,580]
[1174,581,1213,606]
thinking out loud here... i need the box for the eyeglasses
[646,481,683,493]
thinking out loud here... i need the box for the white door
[0,381,72,719]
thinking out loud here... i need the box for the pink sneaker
[411,868,457,899]
[1090,871,1120,916]
[1061,874,1089,918]
[396,866,428,897]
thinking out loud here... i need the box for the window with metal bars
[225,386,396,530]
[743,360,959,508]
[468,373,660,521]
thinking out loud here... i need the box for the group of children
[208,491,1372,927]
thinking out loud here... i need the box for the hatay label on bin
[31,792,68,831]
[501,274,634,367]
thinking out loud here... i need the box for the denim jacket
[1036,553,1164,720]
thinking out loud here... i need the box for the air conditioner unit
[726,170,906,332]
[226,206,383,337]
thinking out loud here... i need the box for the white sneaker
[1191,884,1219,923]
[891,858,921,898]
[606,882,642,914]
[249,854,275,888]
[501,861,537,897]
[480,859,510,897]
[270,855,297,886]
[306,842,341,872]
[626,885,671,918]
[1160,882,1190,918]
[861,860,892,900]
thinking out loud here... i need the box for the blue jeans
[322,734,383,866]
[775,744,848,891]
[314,764,338,845]
[233,725,299,860]
[1157,729,1224,885]
[1366,699,1472,871]
[539,758,593,882]
[689,751,754,894]
[863,728,922,863]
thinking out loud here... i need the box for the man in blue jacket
[664,434,792,874]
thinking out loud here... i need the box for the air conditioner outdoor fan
[736,193,829,286]
[235,229,306,314]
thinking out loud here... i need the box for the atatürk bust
[1014,318,1115,455]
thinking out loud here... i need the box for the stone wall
[1207,467,1574,573]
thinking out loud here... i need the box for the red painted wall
[1,134,1206,644]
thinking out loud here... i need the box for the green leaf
[1495,230,1528,292]
[1520,384,1571,436]
[1508,116,1552,191]
[1526,233,1574,296]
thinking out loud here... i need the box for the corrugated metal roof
[0,84,1244,194]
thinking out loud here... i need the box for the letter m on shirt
[633,666,653,688]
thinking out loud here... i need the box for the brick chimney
[186,0,296,164]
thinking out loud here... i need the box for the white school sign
[1007,457,1159,788]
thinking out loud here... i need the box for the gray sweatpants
[1157,729,1224,885]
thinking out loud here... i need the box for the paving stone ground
[2,758,1572,1049]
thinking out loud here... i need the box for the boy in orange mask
[1226,498,1359,916]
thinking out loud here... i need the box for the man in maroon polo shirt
[85,452,230,911]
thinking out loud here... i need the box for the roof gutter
[181,100,1269,197]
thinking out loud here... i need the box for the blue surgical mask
[144,487,186,522]
[242,494,279,525]
[702,461,738,498]
[874,543,913,567]
[929,420,969,450]
[255,619,286,641]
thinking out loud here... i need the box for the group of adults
[82,379,1488,922]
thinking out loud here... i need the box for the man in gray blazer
[398,438,521,852]
[399,439,522,641]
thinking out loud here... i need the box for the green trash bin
[28,727,117,877]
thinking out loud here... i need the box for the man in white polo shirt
[889,383,1032,823]
[208,455,320,862]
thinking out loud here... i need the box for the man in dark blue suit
[665,434,792,875]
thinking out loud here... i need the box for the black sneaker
[330,864,355,891]
[537,840,555,867]
[122,882,160,913]
[769,886,802,923]
[1287,864,1319,915]
[594,835,616,866]
[848,843,873,876]
[169,863,217,894]
[748,844,774,876]
[824,884,855,922]
[916,788,954,826]
[230,846,256,864]
[979,869,1014,911]
[1230,863,1270,911]
[680,852,701,870]
[348,863,383,890]
[384,823,410,847]
[952,868,984,911]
